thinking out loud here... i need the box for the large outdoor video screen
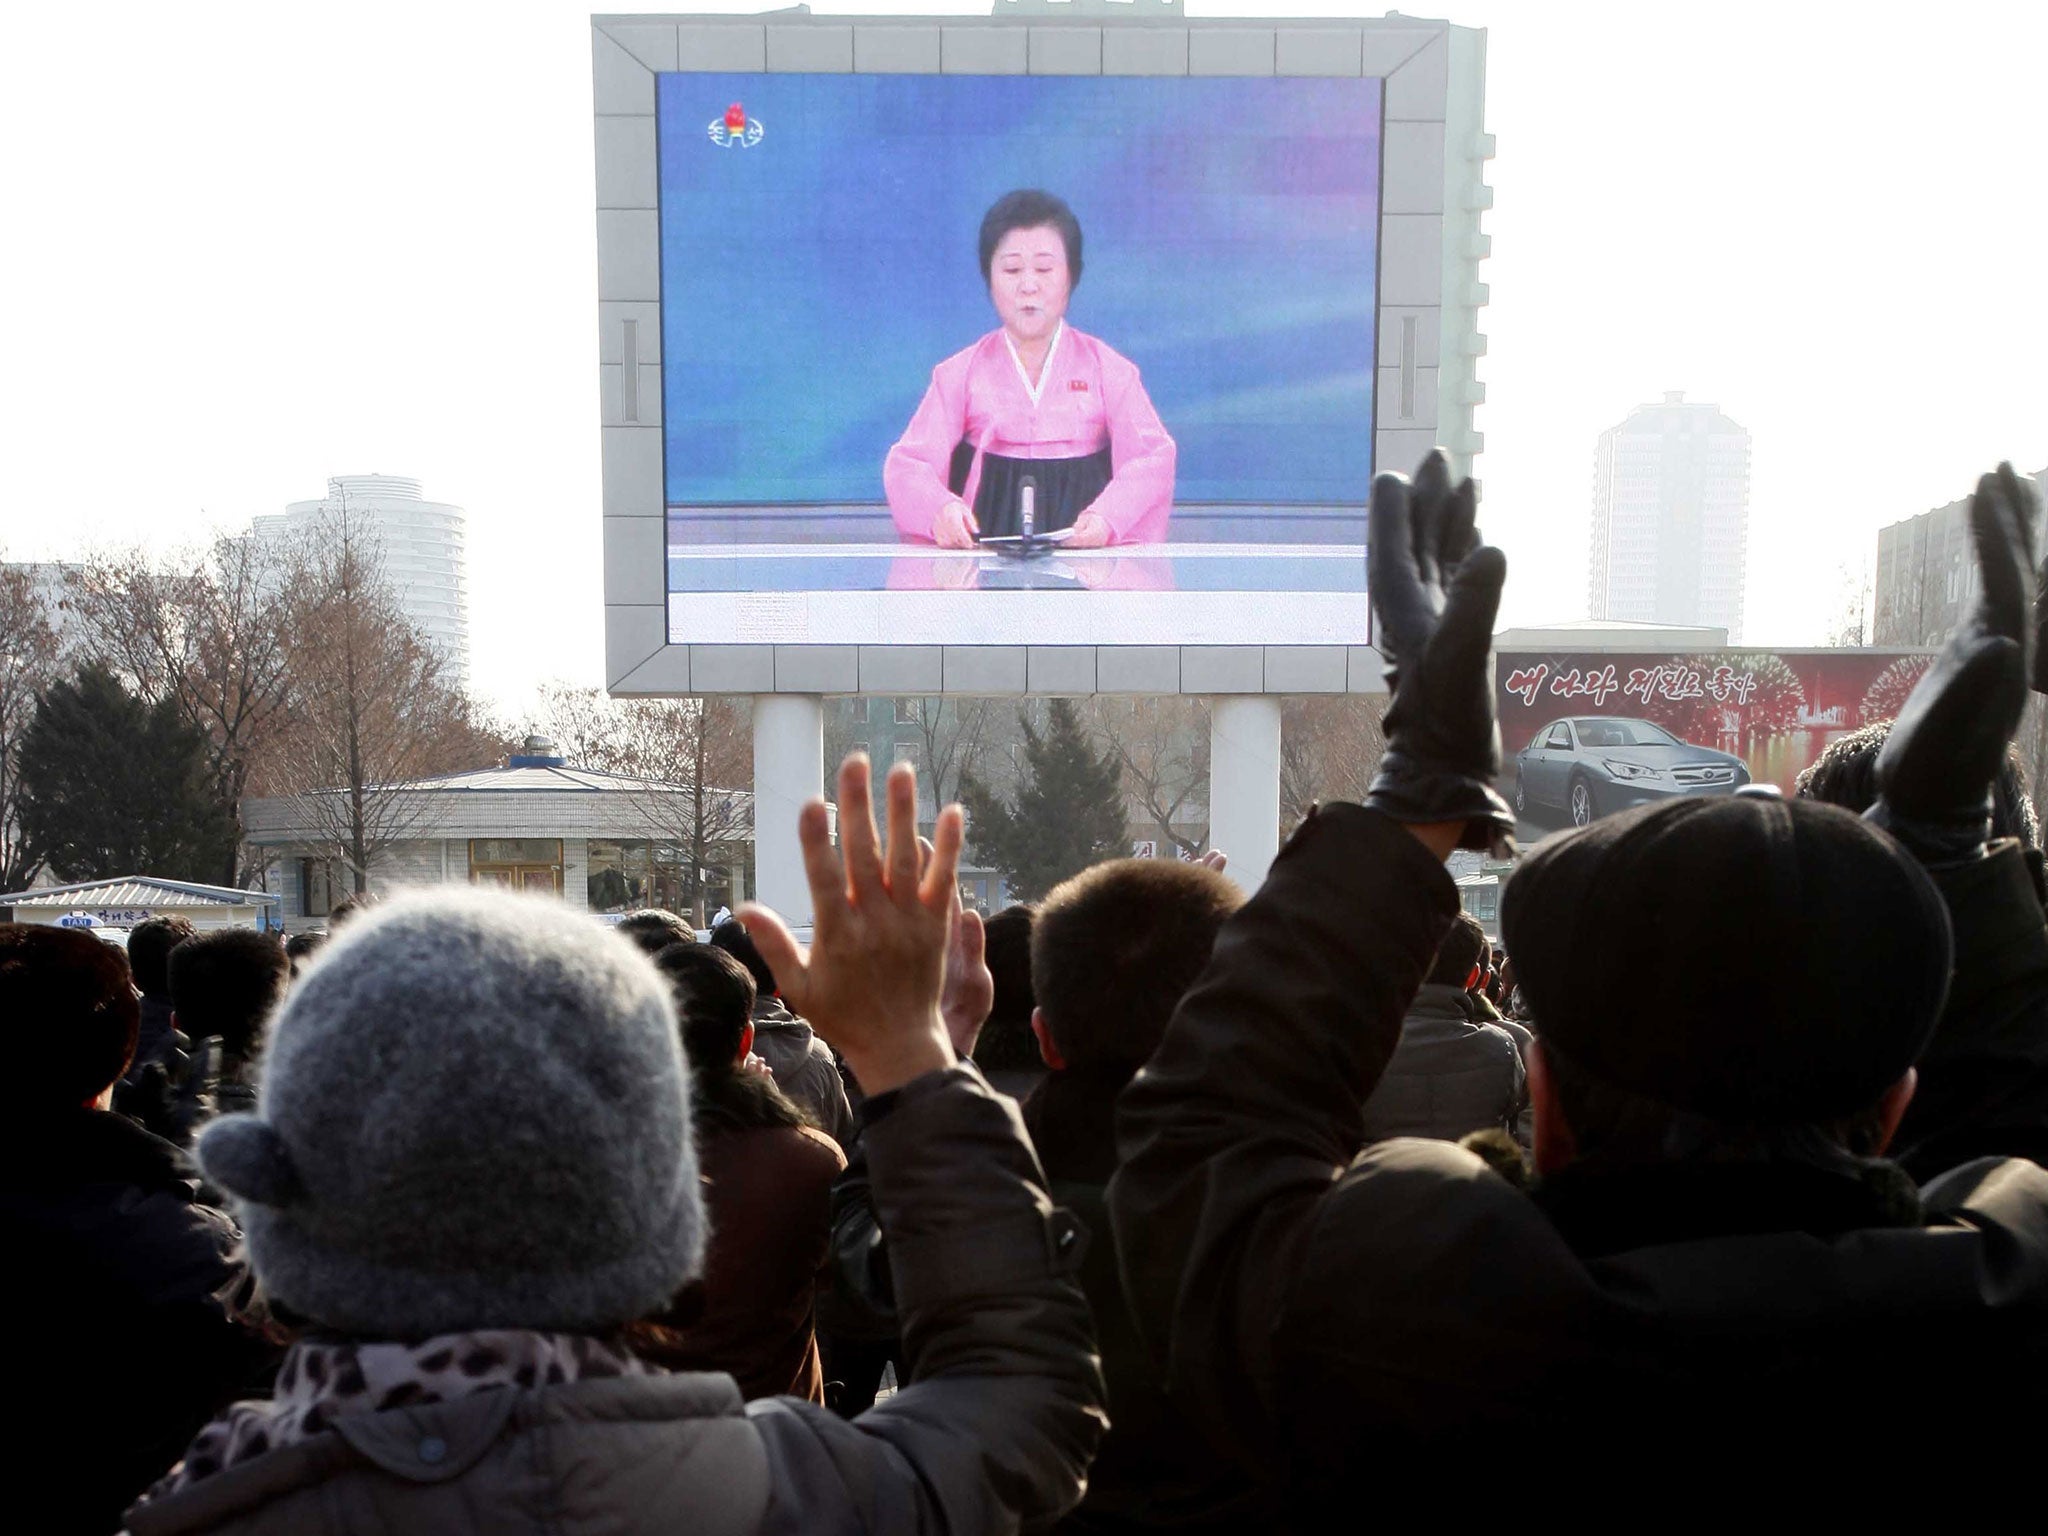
[655,72,1383,646]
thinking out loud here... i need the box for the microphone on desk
[1019,476,1036,541]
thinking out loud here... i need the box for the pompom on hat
[198,887,702,1338]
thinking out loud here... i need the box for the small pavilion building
[242,738,752,931]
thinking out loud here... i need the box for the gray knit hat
[197,887,703,1338]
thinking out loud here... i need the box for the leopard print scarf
[144,1330,652,1502]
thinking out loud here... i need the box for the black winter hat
[1500,794,1952,1123]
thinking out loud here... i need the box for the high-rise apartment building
[1588,392,1752,639]
[1874,467,2048,647]
[253,475,470,683]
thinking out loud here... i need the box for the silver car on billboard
[1513,716,1749,828]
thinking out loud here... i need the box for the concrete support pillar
[752,694,824,928]
[1208,695,1283,893]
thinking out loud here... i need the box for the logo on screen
[707,102,764,149]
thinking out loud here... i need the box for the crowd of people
[12,453,2048,1531]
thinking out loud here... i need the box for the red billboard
[1496,650,1932,835]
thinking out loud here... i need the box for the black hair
[653,941,813,1133]
[283,929,329,977]
[971,905,1043,1073]
[652,942,757,1078]
[1796,719,2040,848]
[326,893,379,930]
[1428,911,1491,989]
[2,924,140,1106]
[1540,1037,1893,1167]
[126,915,196,999]
[979,189,1084,289]
[1031,859,1242,1074]
[616,908,696,958]
[708,918,777,997]
[167,928,290,1062]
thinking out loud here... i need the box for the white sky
[2,1,2043,712]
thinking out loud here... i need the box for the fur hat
[1501,795,1952,1123]
[198,887,702,1338]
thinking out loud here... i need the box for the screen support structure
[753,695,824,928]
[1208,698,1283,894]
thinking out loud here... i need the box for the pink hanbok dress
[884,323,1176,545]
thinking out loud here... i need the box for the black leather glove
[1869,462,2037,865]
[1365,450,1515,854]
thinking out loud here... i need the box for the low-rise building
[243,738,752,930]
[0,875,281,934]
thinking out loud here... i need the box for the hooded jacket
[750,996,856,1150]
[1109,806,2048,1510]
[1356,982,1529,1147]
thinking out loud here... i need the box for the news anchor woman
[884,190,1176,550]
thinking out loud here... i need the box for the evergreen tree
[960,698,1126,901]
[17,661,238,883]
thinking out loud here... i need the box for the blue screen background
[657,73,1381,508]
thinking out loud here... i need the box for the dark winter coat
[1356,982,1529,1146]
[751,996,857,1150]
[1022,1070,1263,1534]
[0,1107,275,1533]
[1110,805,2048,1509]
[124,1066,1103,1536]
[129,995,180,1081]
[639,1084,846,1402]
[1889,841,2048,1179]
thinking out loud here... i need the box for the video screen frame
[595,12,1488,698]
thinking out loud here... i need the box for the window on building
[470,838,564,896]
[894,742,919,765]
[586,839,737,919]
[895,698,919,725]
[851,740,870,759]
[301,859,334,918]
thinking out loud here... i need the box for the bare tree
[531,684,752,924]
[264,505,495,894]
[1279,695,1388,835]
[65,535,299,884]
[1086,696,1211,854]
[0,561,61,890]
[1823,556,1875,649]
[912,697,996,808]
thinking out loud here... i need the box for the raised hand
[1365,449,1515,853]
[1872,462,2039,863]
[740,756,965,1094]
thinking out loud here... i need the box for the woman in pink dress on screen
[884,189,1176,550]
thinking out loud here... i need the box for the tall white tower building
[253,475,471,684]
[1588,393,1751,640]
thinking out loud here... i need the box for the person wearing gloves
[127,757,1103,1535]
[1109,452,2048,1511]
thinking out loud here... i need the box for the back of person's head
[1427,911,1490,990]
[283,929,329,978]
[709,917,778,998]
[1502,794,1951,1167]
[972,904,1043,1072]
[196,887,702,1339]
[326,893,378,931]
[1032,860,1243,1076]
[2,924,141,1110]
[1797,718,2041,848]
[168,928,291,1061]
[125,915,195,1001]
[652,941,757,1077]
[616,908,695,958]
